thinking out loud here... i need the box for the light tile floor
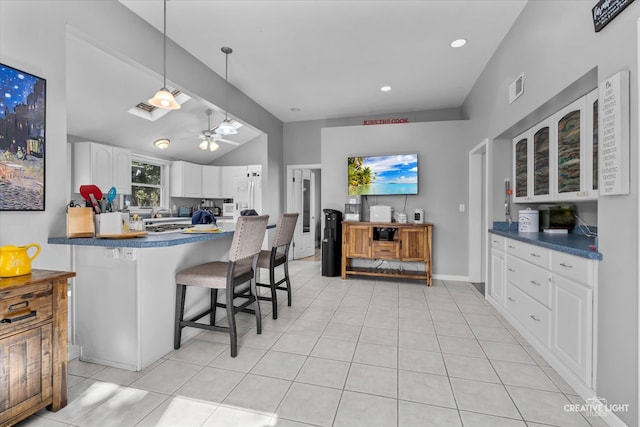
[17,260,610,427]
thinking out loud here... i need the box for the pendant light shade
[215,47,238,135]
[148,0,180,110]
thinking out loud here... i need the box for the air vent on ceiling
[509,73,524,104]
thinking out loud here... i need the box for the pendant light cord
[162,0,167,89]
[224,48,229,121]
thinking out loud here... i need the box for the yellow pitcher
[0,244,41,277]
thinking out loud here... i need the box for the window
[127,160,163,208]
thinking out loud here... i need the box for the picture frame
[0,62,46,211]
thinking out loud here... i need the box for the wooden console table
[0,269,75,426]
[341,221,433,285]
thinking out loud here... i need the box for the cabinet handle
[529,315,541,322]
[530,280,541,286]
[1,310,37,324]
[508,297,516,302]
[530,253,541,258]
[508,245,516,249]
[8,301,29,312]
[508,268,516,272]
[559,262,573,269]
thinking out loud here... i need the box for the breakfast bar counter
[48,225,274,371]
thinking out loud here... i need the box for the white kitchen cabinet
[486,233,598,393]
[73,142,131,194]
[512,119,553,203]
[552,273,593,387]
[221,166,247,198]
[489,235,506,308]
[171,161,202,197]
[512,91,598,203]
[202,165,222,198]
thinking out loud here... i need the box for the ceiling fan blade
[217,137,240,146]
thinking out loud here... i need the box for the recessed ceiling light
[450,38,467,48]
[154,138,170,150]
[380,86,392,92]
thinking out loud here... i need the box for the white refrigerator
[233,164,262,219]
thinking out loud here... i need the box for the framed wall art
[0,62,46,211]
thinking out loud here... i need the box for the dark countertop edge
[489,229,603,261]
[48,224,275,248]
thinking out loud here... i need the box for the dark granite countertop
[489,224,602,261]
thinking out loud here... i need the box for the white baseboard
[68,344,80,361]
[432,274,469,282]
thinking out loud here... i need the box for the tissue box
[95,212,126,235]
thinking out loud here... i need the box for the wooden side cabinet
[0,270,74,427]
[342,222,433,285]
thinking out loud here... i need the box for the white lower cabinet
[552,274,593,386]
[488,233,598,393]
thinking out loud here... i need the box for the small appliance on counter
[540,204,575,233]
[397,213,408,223]
[370,205,392,222]
[222,202,235,217]
[518,208,539,232]
[344,195,362,221]
[178,206,193,217]
[413,208,425,224]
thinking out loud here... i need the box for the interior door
[292,169,316,259]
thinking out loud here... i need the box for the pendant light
[215,47,238,135]
[148,0,181,110]
[199,110,219,151]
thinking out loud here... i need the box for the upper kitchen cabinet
[512,92,598,203]
[170,161,202,198]
[512,131,529,203]
[202,165,221,198]
[512,119,553,203]
[73,142,131,194]
[554,97,586,200]
[585,88,599,198]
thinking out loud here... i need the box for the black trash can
[322,209,343,277]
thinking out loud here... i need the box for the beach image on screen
[348,154,418,195]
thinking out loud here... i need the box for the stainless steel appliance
[540,205,575,230]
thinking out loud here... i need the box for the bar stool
[174,215,269,357]
[256,213,299,319]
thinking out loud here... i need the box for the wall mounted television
[348,154,418,196]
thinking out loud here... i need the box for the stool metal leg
[269,253,278,319]
[174,284,186,349]
[210,289,218,326]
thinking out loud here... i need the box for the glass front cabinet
[512,118,553,203]
[512,90,598,204]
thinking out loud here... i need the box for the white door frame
[287,163,322,259]
[468,138,491,284]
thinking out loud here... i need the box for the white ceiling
[66,0,527,163]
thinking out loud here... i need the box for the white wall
[0,1,284,271]
[321,121,471,278]
[462,2,639,425]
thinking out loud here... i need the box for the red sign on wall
[362,118,409,125]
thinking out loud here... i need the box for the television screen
[348,154,418,196]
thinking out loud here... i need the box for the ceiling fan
[188,109,241,151]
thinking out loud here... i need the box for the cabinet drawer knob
[530,280,541,286]
[508,245,516,249]
[508,297,516,302]
[1,310,37,324]
[529,314,541,322]
[530,253,541,258]
[559,262,573,269]
[508,268,516,272]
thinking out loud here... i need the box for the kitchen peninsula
[49,226,274,371]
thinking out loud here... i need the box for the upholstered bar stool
[174,215,269,357]
[256,213,298,319]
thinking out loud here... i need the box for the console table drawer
[0,283,53,337]
[372,241,400,259]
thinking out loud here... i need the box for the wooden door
[345,224,371,258]
[399,227,427,261]
[0,324,52,422]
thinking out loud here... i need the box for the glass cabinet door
[555,98,585,196]
[532,119,551,200]
[513,135,528,200]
